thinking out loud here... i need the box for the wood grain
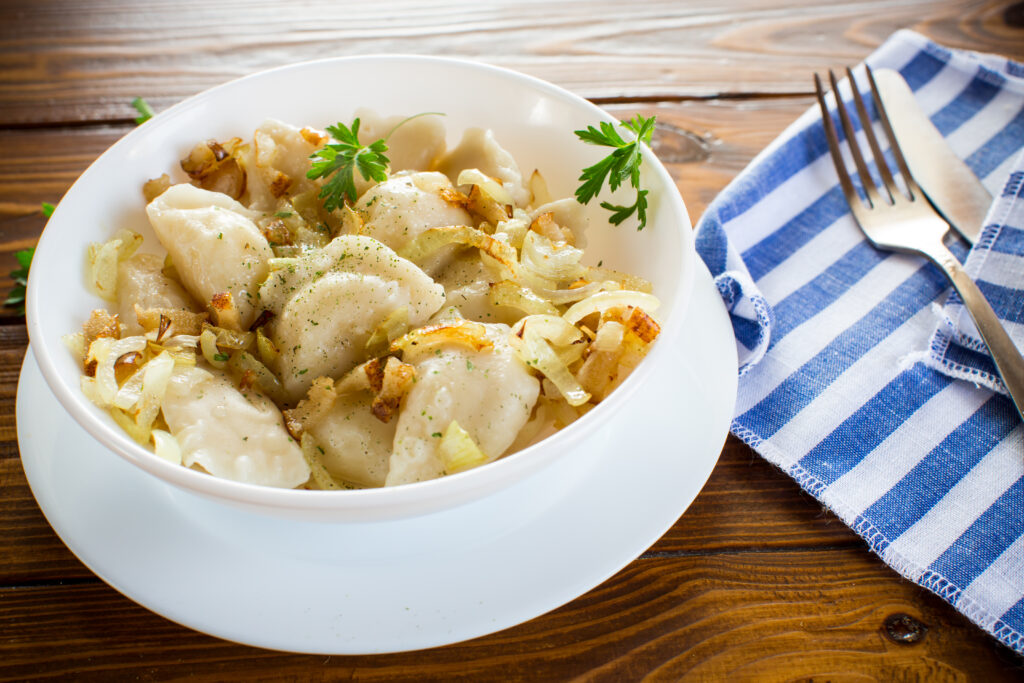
[3,0,1024,676]
[0,550,1020,681]
[0,0,1020,127]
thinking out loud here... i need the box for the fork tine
[827,69,883,208]
[814,73,861,210]
[864,64,921,201]
[846,66,896,203]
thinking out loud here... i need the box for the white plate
[17,262,736,655]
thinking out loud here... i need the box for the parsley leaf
[4,247,35,315]
[41,202,56,218]
[574,114,656,230]
[307,113,442,212]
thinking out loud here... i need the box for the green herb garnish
[41,202,56,218]
[213,352,230,362]
[307,113,442,212]
[4,248,35,315]
[574,114,656,230]
[131,97,154,125]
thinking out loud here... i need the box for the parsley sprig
[131,97,154,125]
[574,114,656,230]
[307,113,442,212]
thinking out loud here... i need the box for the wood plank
[0,0,1019,126]
[0,326,27,448]
[0,549,1019,680]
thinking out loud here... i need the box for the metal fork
[814,65,1024,422]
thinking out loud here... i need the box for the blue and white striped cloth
[695,29,1024,654]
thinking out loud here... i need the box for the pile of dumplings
[69,113,662,490]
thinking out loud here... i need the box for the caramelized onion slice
[562,290,660,326]
[397,225,518,273]
[488,280,559,317]
[509,317,590,407]
[457,168,514,206]
[87,230,143,302]
[370,357,416,423]
[389,320,493,358]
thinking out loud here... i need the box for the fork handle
[928,246,1024,422]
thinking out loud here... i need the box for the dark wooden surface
[3,1,1024,679]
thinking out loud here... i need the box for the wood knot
[651,122,712,164]
[1005,2,1024,27]
[883,613,928,644]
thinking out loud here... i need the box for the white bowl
[25,55,694,522]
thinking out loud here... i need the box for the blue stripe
[931,68,1001,136]
[966,106,1024,179]
[798,369,951,486]
[1000,171,1024,198]
[694,217,729,276]
[768,241,883,340]
[991,225,1024,257]
[737,262,949,437]
[929,471,1024,589]
[732,314,763,352]
[1001,593,1024,628]
[976,280,1024,325]
[743,188,848,282]
[937,341,997,380]
[715,275,743,310]
[863,395,1018,542]
[897,48,949,92]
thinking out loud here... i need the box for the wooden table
[2,1,1023,679]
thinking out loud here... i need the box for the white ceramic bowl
[25,55,694,522]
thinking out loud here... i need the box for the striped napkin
[928,153,1024,393]
[694,29,1024,654]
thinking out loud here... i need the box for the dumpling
[435,128,530,208]
[353,171,473,274]
[434,251,518,325]
[241,119,327,211]
[161,366,310,488]
[259,234,446,403]
[116,253,199,335]
[354,109,447,174]
[146,184,273,329]
[386,323,540,485]
[306,391,394,487]
[531,198,590,248]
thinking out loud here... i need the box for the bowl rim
[25,53,695,514]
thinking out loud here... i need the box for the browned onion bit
[114,351,143,385]
[248,309,276,332]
